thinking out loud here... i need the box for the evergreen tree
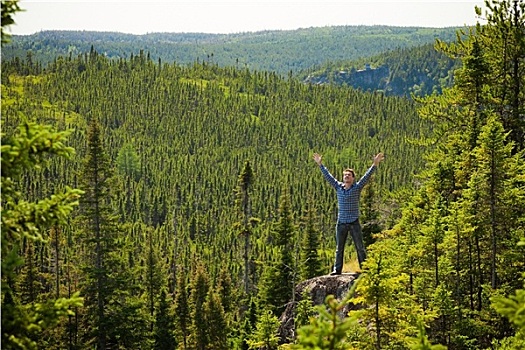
[76,117,147,348]
[293,295,356,350]
[294,290,316,331]
[491,239,525,348]
[216,265,235,314]
[116,142,141,181]
[188,262,210,350]
[360,178,382,247]
[299,198,322,280]
[153,289,176,350]
[173,268,190,350]
[235,297,258,350]
[204,289,229,350]
[247,310,280,350]
[235,160,257,296]
[406,323,448,350]
[258,190,296,316]
[1,123,83,349]
[463,116,515,289]
[1,0,21,45]
[481,0,525,150]
[142,224,166,331]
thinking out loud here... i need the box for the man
[313,152,384,275]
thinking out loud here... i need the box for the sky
[9,0,486,36]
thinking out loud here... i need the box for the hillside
[3,5,525,347]
[2,50,430,346]
[2,50,426,232]
[1,25,461,75]
[301,43,461,97]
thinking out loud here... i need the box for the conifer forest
[1,0,525,349]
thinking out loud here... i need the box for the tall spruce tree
[174,268,190,350]
[360,177,382,247]
[153,289,176,350]
[258,190,296,316]
[235,160,257,296]
[299,198,322,280]
[375,1,525,346]
[481,0,525,150]
[203,289,229,350]
[188,262,210,350]
[77,117,147,348]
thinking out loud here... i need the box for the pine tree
[491,239,525,347]
[216,264,235,314]
[406,322,448,350]
[293,295,356,350]
[481,0,525,150]
[464,116,518,289]
[143,224,166,331]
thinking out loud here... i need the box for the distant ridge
[2,25,462,75]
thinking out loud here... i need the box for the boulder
[278,273,361,343]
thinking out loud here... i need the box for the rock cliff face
[278,273,360,343]
[304,65,389,92]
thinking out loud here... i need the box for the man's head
[343,168,355,186]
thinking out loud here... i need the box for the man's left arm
[357,153,384,187]
[373,152,384,167]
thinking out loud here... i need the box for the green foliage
[1,0,22,46]
[294,290,316,331]
[247,309,281,350]
[299,198,323,280]
[76,117,149,348]
[188,262,211,350]
[258,191,296,316]
[153,290,176,350]
[203,290,229,350]
[359,1,525,348]
[406,322,448,350]
[492,289,525,338]
[116,142,141,180]
[491,238,525,348]
[1,1,524,347]
[235,160,258,296]
[293,295,356,350]
[173,269,190,349]
[1,122,83,349]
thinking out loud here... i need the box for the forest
[1,25,460,76]
[1,0,524,349]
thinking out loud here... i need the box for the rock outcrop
[278,273,360,343]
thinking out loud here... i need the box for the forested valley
[1,0,525,349]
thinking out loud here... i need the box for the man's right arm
[313,153,339,188]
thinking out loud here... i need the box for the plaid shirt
[319,164,376,223]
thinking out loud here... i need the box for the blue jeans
[332,220,367,273]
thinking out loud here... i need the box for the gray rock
[277,273,361,343]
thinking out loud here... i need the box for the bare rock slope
[278,273,360,343]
